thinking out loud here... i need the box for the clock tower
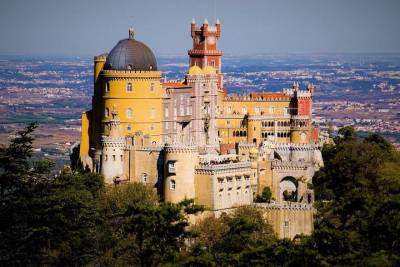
[188,18,223,89]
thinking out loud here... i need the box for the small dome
[104,28,157,71]
[203,66,216,75]
[188,65,203,76]
[249,147,259,155]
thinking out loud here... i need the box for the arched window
[105,82,110,93]
[244,131,247,136]
[170,179,176,190]
[120,155,123,161]
[150,107,156,119]
[150,83,155,92]
[127,82,133,92]
[241,106,247,114]
[126,108,133,118]
[127,124,132,131]
[105,108,109,117]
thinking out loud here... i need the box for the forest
[1,124,399,266]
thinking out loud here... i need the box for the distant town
[1,53,399,165]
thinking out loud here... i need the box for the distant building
[79,21,323,238]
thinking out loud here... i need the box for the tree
[185,206,275,266]
[255,186,272,203]
[0,124,104,266]
[310,128,400,266]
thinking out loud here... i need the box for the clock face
[208,36,216,45]
[300,132,306,140]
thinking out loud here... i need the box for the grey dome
[104,31,157,71]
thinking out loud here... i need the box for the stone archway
[279,176,298,202]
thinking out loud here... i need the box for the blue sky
[1,0,399,56]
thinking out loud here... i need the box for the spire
[128,27,135,39]
[203,18,208,24]
[216,18,220,24]
[191,18,196,24]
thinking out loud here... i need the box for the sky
[0,0,400,57]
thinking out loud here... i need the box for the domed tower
[87,27,163,162]
[101,108,126,183]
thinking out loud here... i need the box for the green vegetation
[1,124,399,266]
[255,186,272,203]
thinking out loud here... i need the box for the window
[127,82,133,92]
[168,161,176,174]
[170,179,176,190]
[126,108,133,118]
[127,124,132,131]
[284,221,289,227]
[150,83,155,92]
[269,106,275,114]
[105,82,110,93]
[142,173,148,183]
[112,155,116,161]
[150,108,156,119]
[105,108,109,117]
[255,107,261,114]
[241,106,247,114]
[227,106,232,114]
[165,107,169,118]
[120,155,123,161]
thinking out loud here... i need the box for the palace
[79,19,324,238]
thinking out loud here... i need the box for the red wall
[298,98,311,115]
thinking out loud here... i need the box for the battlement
[195,161,251,175]
[224,93,290,102]
[274,143,318,151]
[254,202,313,211]
[271,160,310,171]
[164,143,198,153]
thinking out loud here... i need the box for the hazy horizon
[1,0,400,57]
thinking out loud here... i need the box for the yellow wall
[99,70,163,143]
[79,111,90,156]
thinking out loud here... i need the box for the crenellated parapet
[254,202,313,211]
[271,160,310,171]
[274,143,317,151]
[164,144,198,153]
[195,161,251,175]
[101,136,126,148]
[224,94,290,102]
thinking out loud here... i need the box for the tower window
[105,108,109,117]
[127,82,133,92]
[112,155,116,161]
[165,107,169,118]
[150,83,155,92]
[105,82,110,93]
[170,179,176,190]
[142,173,148,183]
[241,107,247,114]
[127,124,132,131]
[126,108,133,119]
[120,155,123,161]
